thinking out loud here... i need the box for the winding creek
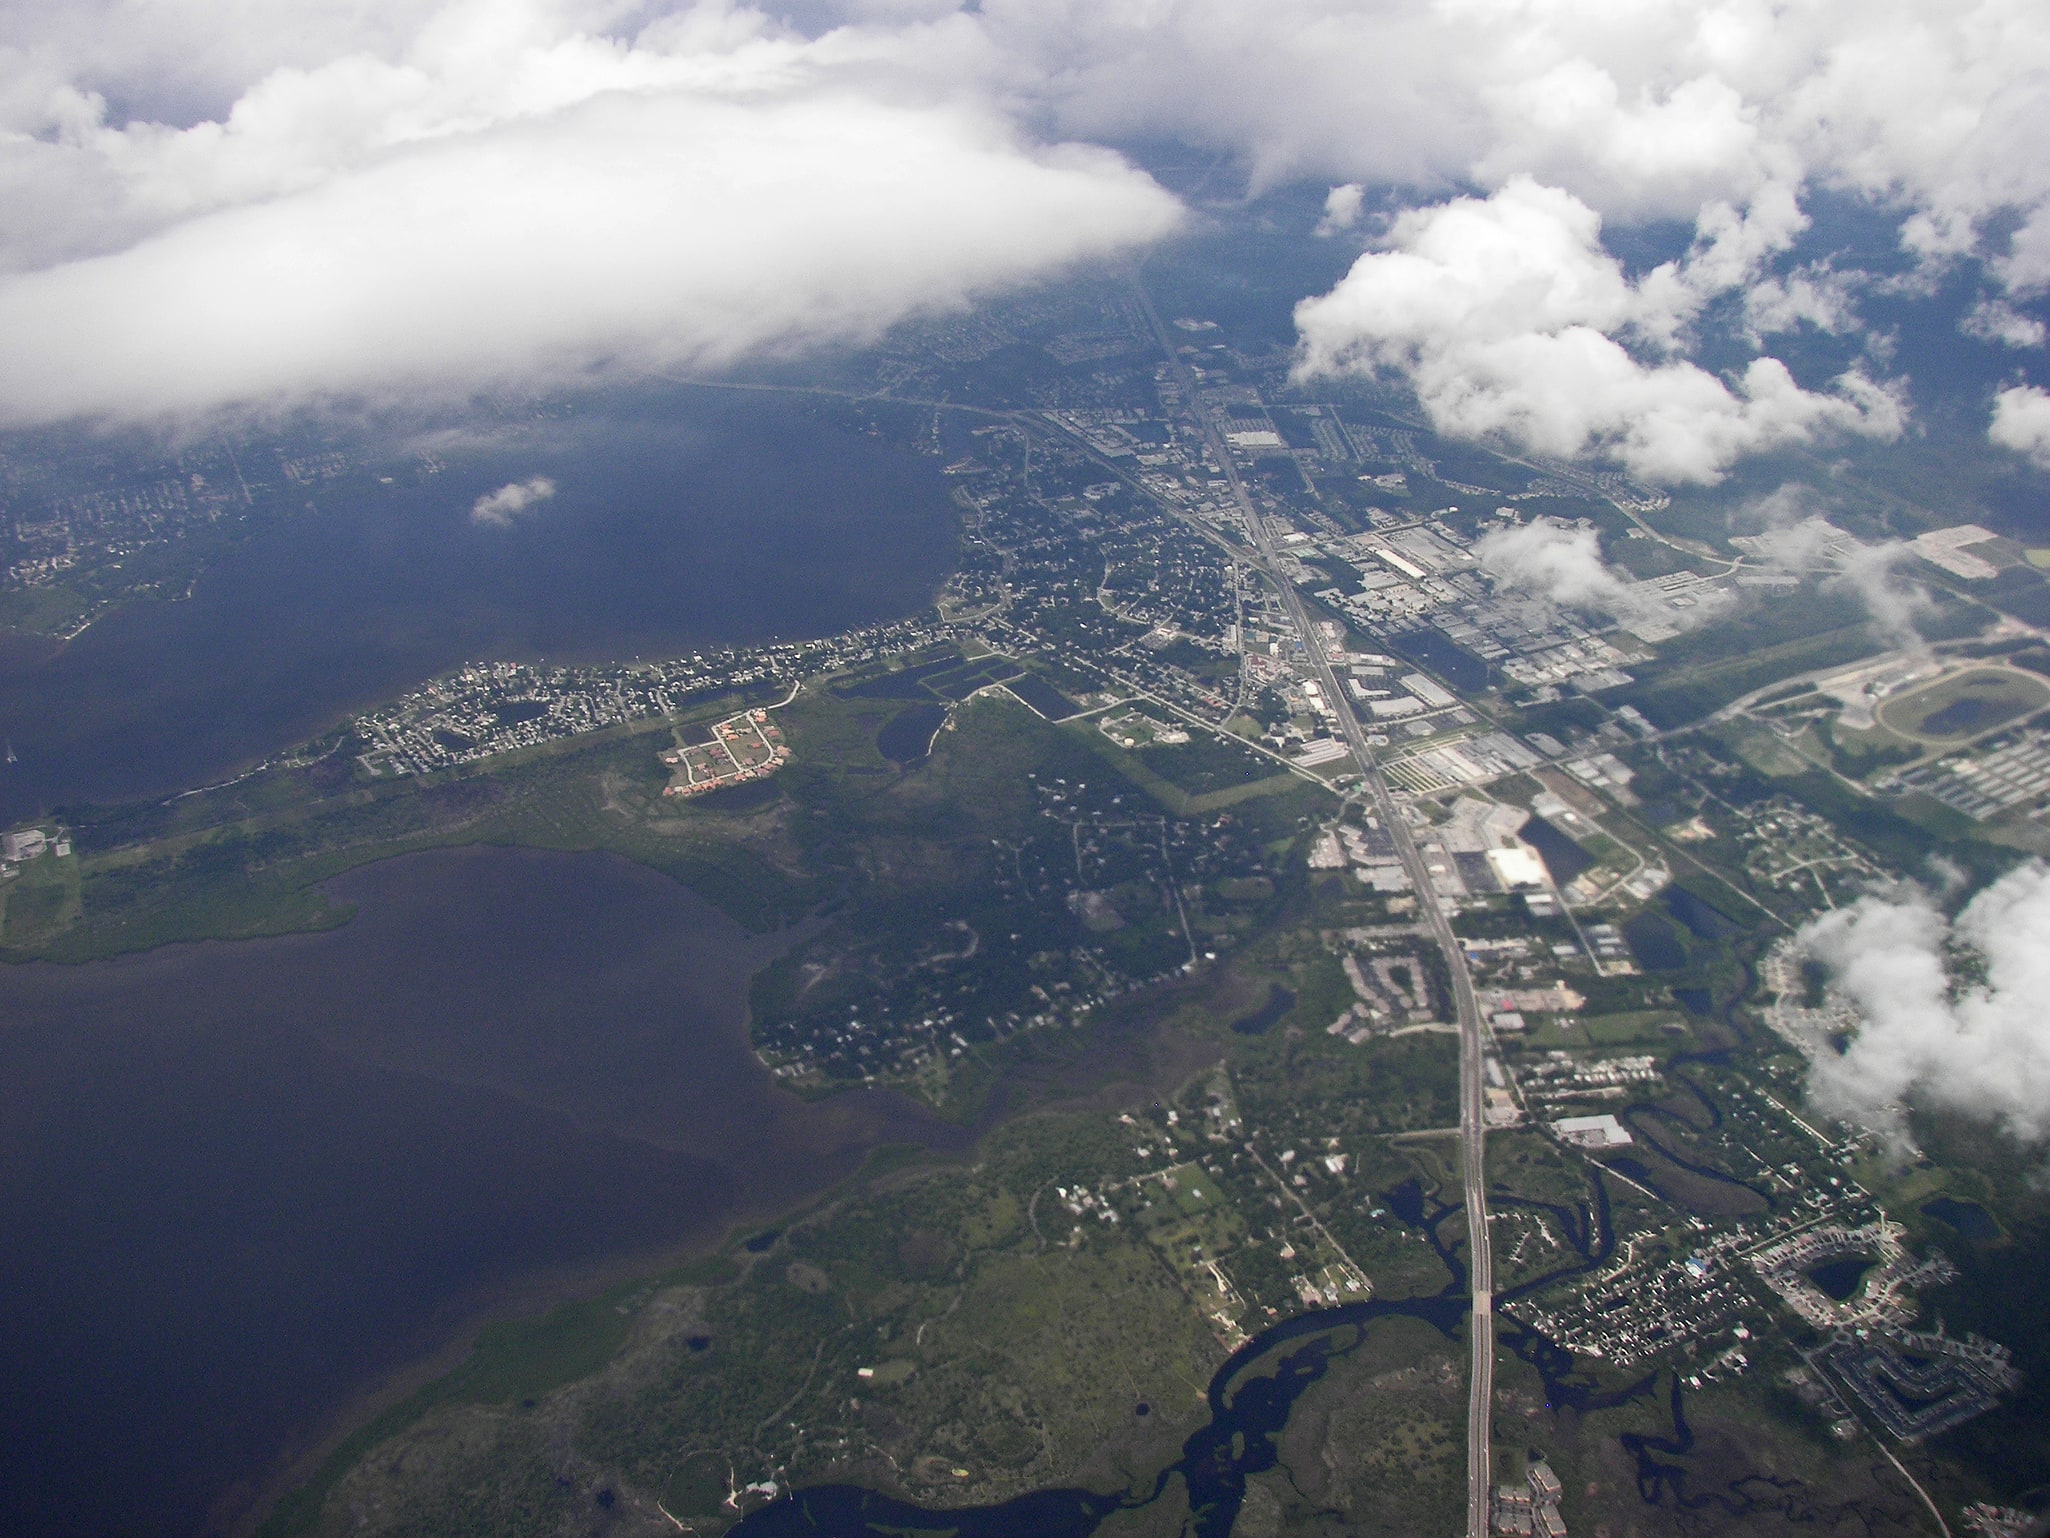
[734,1006,1846,1538]
[733,1183,1472,1538]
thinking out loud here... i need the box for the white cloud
[1990,384,2050,468]
[1315,182,1364,238]
[952,0,2050,259]
[1743,264,1860,340]
[1962,298,2047,350]
[1474,518,1625,608]
[0,84,1179,423]
[1292,178,1905,483]
[471,474,556,526]
[17,1,2050,267]
[1732,489,1933,648]
[1801,862,2050,1148]
[3,0,2048,451]
[1830,541,1933,652]
[1475,513,1738,634]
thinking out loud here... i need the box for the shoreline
[0,839,967,1538]
[224,974,1217,1538]
[213,849,954,1535]
[222,1165,894,1538]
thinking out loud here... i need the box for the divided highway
[1137,291,1497,1537]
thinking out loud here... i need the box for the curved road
[1134,291,1496,1536]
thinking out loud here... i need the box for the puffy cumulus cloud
[1475,513,1738,634]
[1801,862,2050,1148]
[1962,299,2047,350]
[1473,518,1625,608]
[0,73,1179,423]
[0,0,448,123]
[1292,179,1905,483]
[963,0,2047,481]
[962,0,1779,218]
[1990,385,2050,469]
[471,474,556,526]
[1743,265,1860,340]
[1315,183,1365,238]
[1830,541,1934,651]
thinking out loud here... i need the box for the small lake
[0,846,963,1538]
[1661,886,1739,941]
[1231,983,1297,1036]
[0,387,958,823]
[1521,815,1594,886]
[1921,1195,2002,1243]
[1809,1256,1873,1302]
[1622,912,1688,971]
[876,703,948,765]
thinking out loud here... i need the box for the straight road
[1135,289,1497,1537]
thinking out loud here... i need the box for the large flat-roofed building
[1487,845,1549,890]
[1552,1113,1633,1148]
[2,828,47,862]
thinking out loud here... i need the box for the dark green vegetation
[253,895,1489,1538]
[274,1084,1466,1538]
[1234,1317,1467,1537]
[261,1256,738,1538]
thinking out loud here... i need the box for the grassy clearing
[1068,719,1304,815]
[1622,623,1884,729]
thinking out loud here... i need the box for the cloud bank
[1293,179,1905,483]
[0,81,1178,423]
[471,474,556,526]
[1,0,2047,465]
[1801,863,2050,1148]
[967,0,2050,254]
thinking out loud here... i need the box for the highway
[1136,290,1497,1537]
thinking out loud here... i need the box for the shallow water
[0,846,962,1537]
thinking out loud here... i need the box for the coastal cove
[0,389,958,824]
[0,846,967,1538]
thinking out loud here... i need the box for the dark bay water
[0,390,957,823]
[0,846,962,1538]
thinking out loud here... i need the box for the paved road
[1135,292,1496,1537]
